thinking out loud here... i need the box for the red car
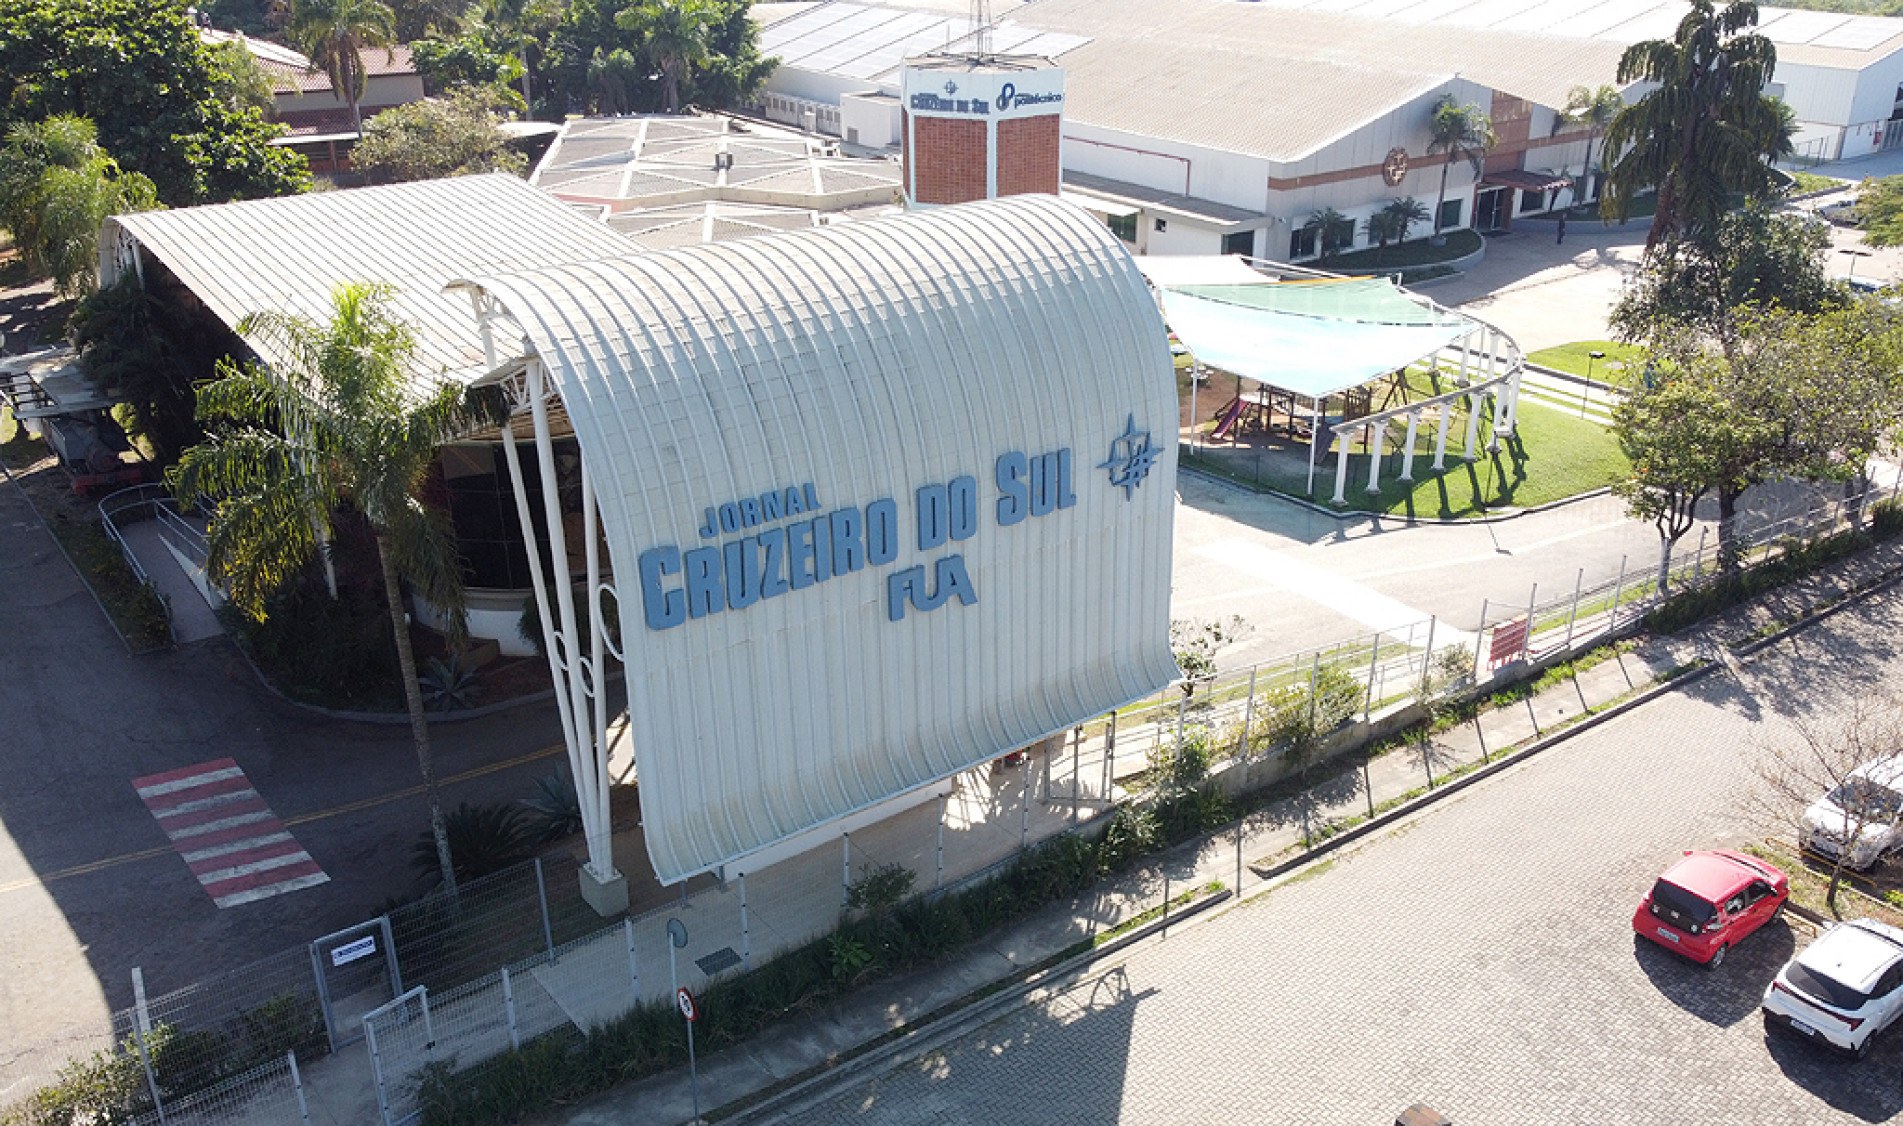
[1633,850,1789,969]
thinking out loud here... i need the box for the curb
[721,887,1234,1124]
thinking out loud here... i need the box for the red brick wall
[997,113,1061,197]
[911,115,990,205]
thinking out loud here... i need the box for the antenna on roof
[969,0,992,60]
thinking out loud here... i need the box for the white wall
[1138,215,1227,255]
[841,92,901,148]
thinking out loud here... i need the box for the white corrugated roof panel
[456,196,1179,884]
[102,175,639,399]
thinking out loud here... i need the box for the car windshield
[1826,778,1903,822]
[1788,963,1873,1011]
[1650,880,1715,928]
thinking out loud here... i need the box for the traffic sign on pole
[677,987,698,1023]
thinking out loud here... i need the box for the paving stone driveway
[772,591,1903,1125]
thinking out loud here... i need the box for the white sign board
[330,935,378,967]
[901,64,1065,122]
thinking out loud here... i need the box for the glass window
[1649,880,1716,932]
[1289,224,1318,259]
[1437,198,1462,231]
[1222,230,1254,256]
[1828,778,1903,821]
[1107,213,1136,243]
[1789,963,1874,1011]
[1520,189,1547,213]
[1326,218,1356,253]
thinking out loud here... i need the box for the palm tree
[0,115,158,298]
[616,0,717,113]
[1600,0,1791,251]
[1364,209,1404,261]
[1426,95,1496,243]
[290,0,397,137]
[1383,196,1431,244]
[1306,206,1352,261]
[1559,84,1623,206]
[170,282,497,896]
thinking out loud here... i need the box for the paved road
[771,587,1903,1126]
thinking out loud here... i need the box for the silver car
[1800,755,1903,870]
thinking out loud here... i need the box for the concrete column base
[579,865,629,916]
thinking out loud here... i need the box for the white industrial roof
[759,0,1089,84]
[456,195,1179,883]
[101,175,638,398]
[532,114,901,214]
[1237,0,1903,68]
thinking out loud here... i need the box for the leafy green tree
[1426,94,1495,241]
[1854,174,1903,247]
[392,0,472,41]
[688,0,776,110]
[0,0,309,204]
[199,0,292,36]
[410,28,526,103]
[1612,362,1728,592]
[170,282,503,895]
[350,88,528,182]
[1610,202,1841,352]
[616,0,716,113]
[1170,615,1248,697]
[1600,0,1791,251]
[1364,208,1405,259]
[1558,84,1622,203]
[205,38,279,118]
[0,115,158,297]
[67,277,205,462]
[290,0,397,136]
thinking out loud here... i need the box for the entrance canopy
[1157,276,1475,401]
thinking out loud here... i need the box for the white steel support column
[1365,419,1388,493]
[1432,403,1452,470]
[1488,389,1507,453]
[1463,393,1482,460]
[507,359,626,914]
[1332,429,1352,505]
[1399,410,1420,482]
[1502,367,1523,436]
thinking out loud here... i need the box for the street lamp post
[1841,247,1874,284]
[1584,349,1604,413]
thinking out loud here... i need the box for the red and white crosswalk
[132,758,329,908]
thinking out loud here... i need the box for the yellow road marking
[0,744,564,897]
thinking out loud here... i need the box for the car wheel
[1705,944,1727,971]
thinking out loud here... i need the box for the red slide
[1211,397,1245,441]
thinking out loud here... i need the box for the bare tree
[1752,695,1903,918]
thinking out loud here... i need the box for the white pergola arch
[452,195,1181,906]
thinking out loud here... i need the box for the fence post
[1693,526,1708,583]
[1472,597,1489,677]
[1417,617,1437,694]
[1611,554,1628,628]
[288,1051,312,1126]
[1522,584,1538,660]
[1174,691,1187,756]
[739,872,752,970]
[1072,727,1081,820]
[1019,751,1031,850]
[1162,870,1170,933]
[130,968,166,1125]
[841,833,851,907]
[624,918,639,1005]
[1235,820,1244,897]
[366,1015,394,1126]
[1104,712,1117,796]
[1363,756,1376,818]
[419,987,436,1053]
[1562,567,1584,651]
[501,965,521,1051]
[1240,668,1258,758]
[935,794,946,889]
[1363,635,1381,721]
[534,857,556,967]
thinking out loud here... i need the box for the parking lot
[772,588,1903,1125]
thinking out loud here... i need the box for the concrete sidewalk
[554,533,1903,1126]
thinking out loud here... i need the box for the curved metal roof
[456,195,1179,883]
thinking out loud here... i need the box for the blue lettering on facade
[639,546,685,630]
[683,547,722,618]
[866,498,899,565]
[996,451,1027,526]
[887,555,980,622]
[758,527,790,600]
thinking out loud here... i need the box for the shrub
[412,802,535,885]
[1251,665,1363,767]
[520,766,583,844]
[845,862,916,917]
[418,654,481,711]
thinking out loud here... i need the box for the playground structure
[1137,256,1523,503]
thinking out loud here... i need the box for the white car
[1799,755,1903,870]
[1763,918,1903,1059]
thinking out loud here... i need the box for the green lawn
[1525,340,1646,387]
[1789,170,1847,195]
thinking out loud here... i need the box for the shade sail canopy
[457,195,1180,884]
[1159,277,1474,400]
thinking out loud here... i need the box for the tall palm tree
[1600,0,1791,251]
[1426,95,1496,242]
[1560,84,1623,206]
[1383,196,1431,244]
[171,282,496,896]
[1306,206,1352,261]
[616,0,717,113]
[290,0,397,137]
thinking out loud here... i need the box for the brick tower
[900,55,1064,208]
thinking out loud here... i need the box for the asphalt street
[771,586,1903,1126]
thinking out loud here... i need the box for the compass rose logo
[1098,414,1158,499]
